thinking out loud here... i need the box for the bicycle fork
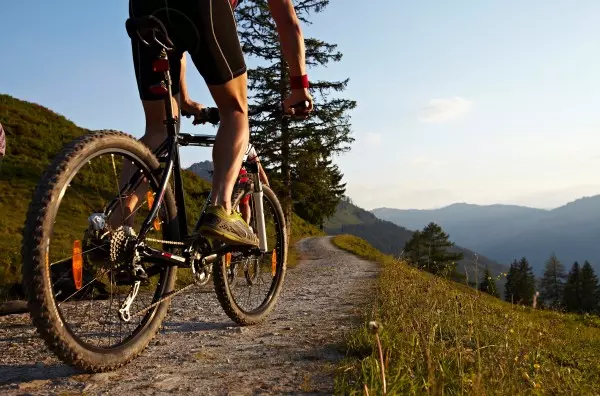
[248,168,268,253]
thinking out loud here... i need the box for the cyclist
[124,0,313,247]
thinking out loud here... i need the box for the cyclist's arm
[180,53,191,103]
[179,53,205,114]
[267,0,306,77]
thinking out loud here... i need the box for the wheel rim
[40,147,173,351]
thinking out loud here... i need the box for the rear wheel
[213,185,287,325]
[21,130,179,372]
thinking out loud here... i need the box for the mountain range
[323,197,508,287]
[372,196,600,275]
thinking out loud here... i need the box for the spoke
[123,199,148,224]
[57,268,111,306]
[50,244,106,267]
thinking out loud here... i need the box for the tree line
[402,222,600,315]
[497,253,600,314]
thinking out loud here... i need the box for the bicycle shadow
[0,363,78,387]
[159,319,231,334]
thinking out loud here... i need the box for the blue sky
[2,1,600,210]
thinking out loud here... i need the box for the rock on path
[0,236,379,395]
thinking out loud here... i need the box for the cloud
[365,132,382,146]
[412,157,440,167]
[418,96,473,123]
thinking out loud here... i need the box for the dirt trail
[0,236,378,395]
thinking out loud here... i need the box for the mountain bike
[21,15,309,372]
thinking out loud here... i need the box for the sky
[2,0,600,211]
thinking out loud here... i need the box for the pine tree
[236,0,356,236]
[504,257,536,305]
[516,257,536,306]
[563,261,583,312]
[479,265,500,297]
[539,252,567,310]
[403,222,463,276]
[404,230,424,269]
[580,261,599,313]
[504,260,518,302]
[291,143,346,228]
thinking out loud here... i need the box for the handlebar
[181,101,312,126]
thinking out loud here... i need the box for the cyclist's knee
[208,73,248,116]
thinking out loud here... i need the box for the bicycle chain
[144,237,186,246]
[129,282,197,319]
[128,236,200,319]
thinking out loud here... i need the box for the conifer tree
[479,265,500,297]
[539,252,567,310]
[504,257,536,305]
[580,260,599,313]
[504,260,518,302]
[563,261,584,312]
[235,0,356,235]
[403,222,463,276]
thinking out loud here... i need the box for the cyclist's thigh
[183,0,247,101]
[128,0,183,101]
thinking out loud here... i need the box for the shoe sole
[199,225,259,247]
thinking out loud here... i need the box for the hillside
[373,198,600,274]
[0,94,322,295]
[324,198,509,285]
[332,234,600,394]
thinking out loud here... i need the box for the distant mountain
[187,160,213,181]
[325,197,509,287]
[372,196,600,274]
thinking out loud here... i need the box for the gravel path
[0,236,379,395]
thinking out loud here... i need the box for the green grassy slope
[332,235,600,395]
[0,93,321,295]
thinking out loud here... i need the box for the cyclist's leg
[111,3,183,229]
[207,74,248,214]
[111,95,181,228]
[185,0,257,246]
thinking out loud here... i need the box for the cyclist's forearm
[179,53,191,102]
[268,0,306,77]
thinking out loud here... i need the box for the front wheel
[21,130,179,372]
[213,185,287,325]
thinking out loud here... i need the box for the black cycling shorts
[128,0,247,100]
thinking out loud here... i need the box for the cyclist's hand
[181,99,205,117]
[283,88,313,119]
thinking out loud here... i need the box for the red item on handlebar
[290,75,309,89]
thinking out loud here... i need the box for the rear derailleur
[87,213,148,322]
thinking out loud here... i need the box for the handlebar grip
[180,108,220,125]
[286,100,312,119]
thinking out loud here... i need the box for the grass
[331,234,600,395]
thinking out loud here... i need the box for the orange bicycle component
[72,240,83,290]
[146,191,161,231]
[271,249,277,276]
[225,252,232,267]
